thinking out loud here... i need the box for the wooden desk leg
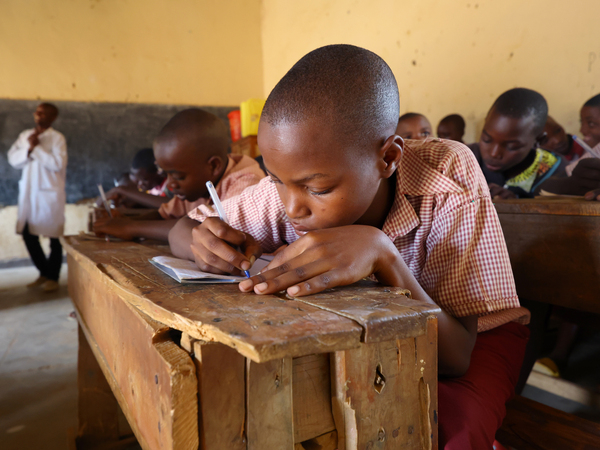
[332,316,438,450]
[247,357,294,450]
[189,340,247,450]
[76,325,120,448]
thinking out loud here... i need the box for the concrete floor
[0,264,77,450]
[0,263,598,449]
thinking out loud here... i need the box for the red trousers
[438,321,529,450]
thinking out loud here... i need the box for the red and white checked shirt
[188,138,530,332]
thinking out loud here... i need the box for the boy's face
[542,116,569,155]
[437,122,462,141]
[395,116,432,140]
[153,137,218,202]
[580,106,600,149]
[478,108,541,173]
[33,105,56,129]
[129,167,164,192]
[258,120,398,233]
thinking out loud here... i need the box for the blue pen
[206,181,251,278]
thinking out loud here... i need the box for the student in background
[102,148,170,209]
[468,88,566,199]
[580,93,600,151]
[437,114,465,143]
[395,112,432,140]
[93,109,264,241]
[170,45,529,450]
[541,116,584,162]
[7,103,67,292]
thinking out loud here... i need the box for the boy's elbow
[439,354,472,378]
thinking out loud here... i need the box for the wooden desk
[494,197,600,315]
[63,236,440,450]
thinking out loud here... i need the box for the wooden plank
[497,213,600,314]
[526,371,600,407]
[62,236,365,363]
[497,395,600,450]
[289,280,441,343]
[494,197,600,216]
[69,254,199,450]
[331,316,438,450]
[247,358,294,449]
[292,354,336,443]
[191,341,247,450]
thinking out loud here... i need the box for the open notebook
[150,255,274,284]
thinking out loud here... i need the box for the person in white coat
[7,103,67,292]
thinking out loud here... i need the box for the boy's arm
[94,216,178,241]
[104,186,170,208]
[168,216,199,260]
[29,133,67,172]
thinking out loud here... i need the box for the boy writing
[169,45,529,449]
[94,109,264,241]
[468,88,566,199]
[437,114,465,143]
[7,103,67,292]
[395,112,432,140]
[101,148,170,209]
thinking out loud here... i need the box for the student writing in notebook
[169,45,530,449]
[468,88,566,199]
[99,148,171,209]
[93,109,264,241]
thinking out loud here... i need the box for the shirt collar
[382,140,464,240]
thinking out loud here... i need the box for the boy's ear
[536,131,548,148]
[207,155,225,176]
[379,135,404,178]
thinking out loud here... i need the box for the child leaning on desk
[93,109,264,241]
[168,44,530,450]
[468,88,567,199]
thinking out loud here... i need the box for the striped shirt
[188,138,529,332]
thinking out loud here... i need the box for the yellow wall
[261,0,600,143]
[0,0,264,106]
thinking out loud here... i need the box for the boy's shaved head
[40,102,59,118]
[439,114,465,132]
[261,44,399,147]
[491,88,548,135]
[583,93,600,108]
[155,108,229,159]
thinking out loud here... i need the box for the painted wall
[261,0,600,143]
[0,0,264,106]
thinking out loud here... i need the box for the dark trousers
[22,223,62,281]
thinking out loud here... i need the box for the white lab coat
[7,127,68,237]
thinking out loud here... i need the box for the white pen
[206,181,251,278]
[573,135,600,158]
[97,184,113,218]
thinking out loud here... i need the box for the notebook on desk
[150,255,273,284]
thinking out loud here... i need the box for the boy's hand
[190,217,262,275]
[93,216,135,240]
[488,183,517,199]
[585,188,600,201]
[238,225,404,296]
[28,131,40,152]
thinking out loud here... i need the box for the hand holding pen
[205,181,252,278]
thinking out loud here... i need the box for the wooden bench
[63,236,441,450]
[494,198,600,449]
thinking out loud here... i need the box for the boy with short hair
[468,88,566,199]
[437,114,465,143]
[94,109,264,241]
[541,116,584,161]
[7,103,67,292]
[169,45,529,449]
[102,148,170,209]
[395,112,432,140]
